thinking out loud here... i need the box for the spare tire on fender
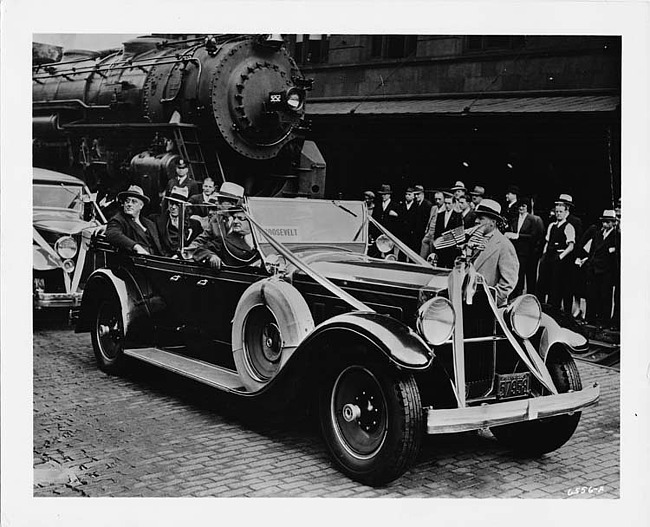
[232,278,315,392]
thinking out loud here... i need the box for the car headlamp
[55,236,78,259]
[375,234,394,254]
[505,294,542,339]
[286,88,304,112]
[417,297,455,346]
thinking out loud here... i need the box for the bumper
[34,291,82,309]
[426,383,600,434]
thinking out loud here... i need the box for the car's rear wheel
[319,360,423,486]
[490,351,582,456]
[91,297,125,375]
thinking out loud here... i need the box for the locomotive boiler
[32,34,326,204]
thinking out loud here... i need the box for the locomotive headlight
[417,297,455,346]
[375,234,394,254]
[55,236,78,259]
[285,88,304,112]
[505,294,542,339]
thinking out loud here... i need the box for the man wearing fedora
[576,210,619,326]
[505,198,544,297]
[504,185,520,226]
[472,199,519,306]
[420,190,444,259]
[413,185,432,249]
[187,182,254,269]
[539,197,577,312]
[450,181,466,213]
[165,158,200,198]
[106,185,164,256]
[433,193,463,268]
[469,185,485,210]
[372,184,400,234]
[149,186,203,257]
[398,187,419,252]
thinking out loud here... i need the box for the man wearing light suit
[472,199,520,306]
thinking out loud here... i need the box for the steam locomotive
[32,34,326,207]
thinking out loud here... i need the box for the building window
[294,34,329,64]
[370,35,418,59]
[466,36,525,52]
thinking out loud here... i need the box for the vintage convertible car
[33,168,105,313]
[76,197,600,486]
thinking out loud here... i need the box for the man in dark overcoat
[105,185,164,255]
[505,198,544,297]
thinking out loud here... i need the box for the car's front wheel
[319,360,423,486]
[490,350,582,456]
[91,296,125,375]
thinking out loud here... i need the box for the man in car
[471,199,520,306]
[149,186,202,257]
[186,182,258,269]
[105,185,164,255]
[190,210,259,269]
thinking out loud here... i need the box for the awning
[307,95,620,116]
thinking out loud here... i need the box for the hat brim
[165,195,189,204]
[118,191,149,204]
[450,187,466,192]
[377,190,392,194]
[600,216,616,221]
[214,192,243,201]
[475,209,503,221]
[554,200,574,207]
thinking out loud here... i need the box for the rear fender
[297,312,433,371]
[538,313,589,360]
[75,268,150,339]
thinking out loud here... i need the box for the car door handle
[169,275,181,282]
[196,279,208,286]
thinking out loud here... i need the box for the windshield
[247,197,367,256]
[33,183,85,214]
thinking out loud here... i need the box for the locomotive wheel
[490,350,583,456]
[319,360,423,486]
[91,297,125,375]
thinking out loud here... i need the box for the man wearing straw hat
[150,186,203,256]
[578,209,619,326]
[106,185,164,256]
[471,199,519,306]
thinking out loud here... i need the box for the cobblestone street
[33,320,620,498]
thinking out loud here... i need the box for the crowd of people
[366,181,621,329]
[102,157,620,329]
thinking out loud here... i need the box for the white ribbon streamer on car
[33,227,73,293]
[479,278,558,395]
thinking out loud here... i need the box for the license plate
[496,372,531,400]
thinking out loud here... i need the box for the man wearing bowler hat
[372,184,400,234]
[106,185,164,255]
[472,199,519,306]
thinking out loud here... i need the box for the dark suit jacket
[585,228,619,275]
[188,219,260,267]
[414,199,433,240]
[188,192,216,217]
[149,212,203,256]
[105,210,164,255]
[509,213,544,260]
[398,201,419,249]
[461,209,477,229]
[433,209,463,239]
[372,198,401,234]
[166,176,200,197]
[504,200,519,226]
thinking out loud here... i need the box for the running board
[124,347,248,393]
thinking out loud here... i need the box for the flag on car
[433,226,466,249]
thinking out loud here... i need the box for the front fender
[298,312,433,371]
[538,312,589,360]
[75,268,150,340]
